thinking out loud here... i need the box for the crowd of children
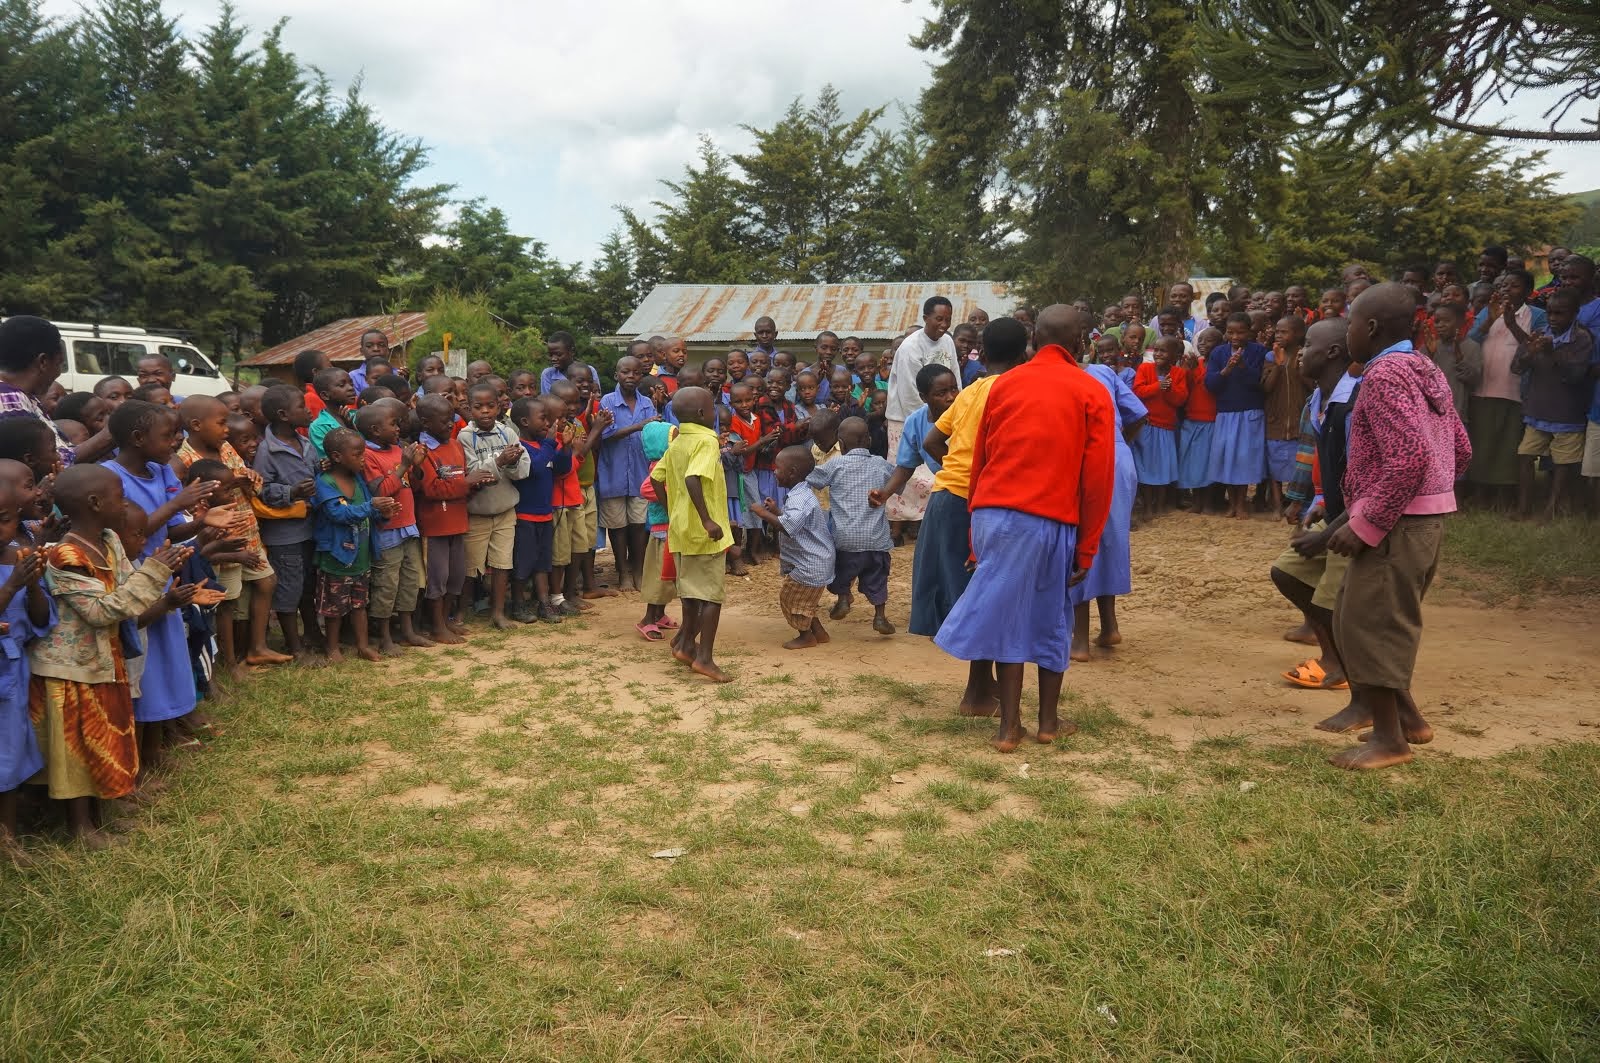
[0,249,1590,854]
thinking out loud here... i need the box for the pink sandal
[635,622,664,642]
[655,615,679,630]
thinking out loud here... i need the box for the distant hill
[1570,188,1600,207]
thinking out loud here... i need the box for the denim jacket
[312,472,379,569]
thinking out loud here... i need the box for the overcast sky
[42,0,1600,266]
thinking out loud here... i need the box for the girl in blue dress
[0,472,53,860]
[106,401,218,779]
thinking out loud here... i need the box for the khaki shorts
[552,507,586,568]
[1517,425,1585,466]
[1333,516,1442,690]
[673,549,727,604]
[598,495,648,529]
[1271,521,1350,611]
[640,535,676,607]
[466,509,516,576]
[1583,422,1600,479]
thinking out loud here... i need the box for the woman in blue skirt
[1205,312,1271,519]
[1072,362,1147,660]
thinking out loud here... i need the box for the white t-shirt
[886,329,960,422]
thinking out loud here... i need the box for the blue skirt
[1207,410,1266,486]
[1132,425,1178,486]
[1178,420,1215,489]
[755,470,788,514]
[737,471,763,530]
[1266,438,1300,483]
[133,610,198,723]
[909,489,972,637]
[1071,442,1136,605]
[936,509,1077,673]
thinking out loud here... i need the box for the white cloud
[41,0,939,261]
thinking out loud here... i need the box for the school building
[602,282,1013,361]
[240,312,430,385]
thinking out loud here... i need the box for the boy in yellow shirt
[650,387,732,683]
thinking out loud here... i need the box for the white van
[49,321,229,397]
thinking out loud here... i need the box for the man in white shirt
[885,296,961,458]
[1146,281,1205,340]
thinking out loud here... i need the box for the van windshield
[160,345,220,379]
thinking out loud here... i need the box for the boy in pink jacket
[1294,282,1471,770]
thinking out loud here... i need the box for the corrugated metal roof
[242,312,430,367]
[608,282,1012,344]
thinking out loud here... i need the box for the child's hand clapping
[1,549,43,594]
[164,581,204,610]
[173,479,222,513]
[291,478,316,500]
[468,470,497,488]
[150,543,193,570]
[372,497,400,520]
[495,445,520,467]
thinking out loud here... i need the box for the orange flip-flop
[1282,659,1348,690]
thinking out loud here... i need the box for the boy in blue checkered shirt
[807,417,897,635]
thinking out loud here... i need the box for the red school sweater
[967,344,1116,571]
[415,435,471,537]
[1132,363,1189,430]
[1185,363,1217,422]
[362,443,417,531]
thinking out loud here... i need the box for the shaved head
[1346,282,1418,362]
[1032,303,1086,352]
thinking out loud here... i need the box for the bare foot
[430,628,465,645]
[990,723,1028,753]
[445,618,469,635]
[690,660,733,683]
[830,597,853,621]
[959,696,1000,718]
[297,653,328,668]
[379,639,401,656]
[672,647,694,666]
[582,588,620,600]
[75,827,123,851]
[226,661,250,684]
[1314,702,1373,734]
[783,632,819,650]
[872,615,896,635]
[325,649,345,664]
[401,632,435,648]
[1233,510,1252,521]
[1070,646,1091,663]
[1329,741,1414,770]
[728,561,749,577]
[357,647,383,663]
[0,835,34,868]
[813,626,831,645]
[1283,623,1319,646]
[245,648,293,666]
[490,615,514,631]
[1036,720,1079,744]
[1094,629,1121,648]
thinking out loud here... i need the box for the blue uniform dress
[1205,343,1270,485]
[1072,364,1145,606]
[111,462,198,723]
[0,560,52,790]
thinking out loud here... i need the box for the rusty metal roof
[242,312,430,367]
[608,282,1012,344]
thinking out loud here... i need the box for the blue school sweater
[516,438,572,520]
[1205,342,1270,412]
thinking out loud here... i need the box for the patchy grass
[3,620,1600,1059]
[1443,511,1600,599]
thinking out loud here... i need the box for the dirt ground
[590,512,1598,762]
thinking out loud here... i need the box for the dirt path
[594,512,1597,762]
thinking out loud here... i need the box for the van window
[160,345,220,379]
[72,340,147,378]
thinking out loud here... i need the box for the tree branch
[1431,112,1600,142]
